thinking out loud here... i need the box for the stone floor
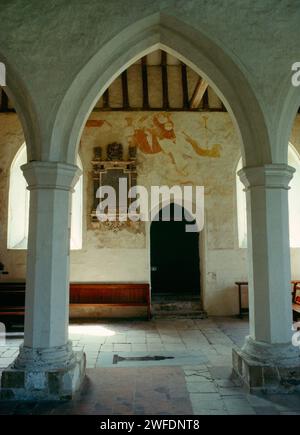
[0,316,300,415]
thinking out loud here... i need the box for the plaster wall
[1,112,300,315]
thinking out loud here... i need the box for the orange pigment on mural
[182,132,222,158]
[86,119,112,128]
[126,113,221,159]
[128,113,176,154]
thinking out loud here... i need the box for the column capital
[238,164,295,190]
[21,161,82,192]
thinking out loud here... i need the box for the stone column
[1,161,86,400]
[233,164,300,393]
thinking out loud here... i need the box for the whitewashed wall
[1,112,300,315]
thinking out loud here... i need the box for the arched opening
[236,144,300,249]
[7,144,29,249]
[1,17,273,323]
[47,17,272,321]
[51,16,271,167]
[60,32,270,319]
[44,14,271,322]
[67,47,242,318]
[150,203,200,301]
[7,143,83,250]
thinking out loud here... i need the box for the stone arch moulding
[50,13,272,168]
[274,80,300,164]
[0,51,40,162]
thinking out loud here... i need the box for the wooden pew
[0,282,151,328]
[69,283,151,320]
[235,280,300,320]
[0,282,25,329]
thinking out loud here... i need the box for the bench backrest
[0,282,150,307]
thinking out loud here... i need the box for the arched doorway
[150,203,200,301]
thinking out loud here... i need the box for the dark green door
[150,203,200,296]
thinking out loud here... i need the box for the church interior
[0,0,300,417]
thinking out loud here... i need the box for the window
[288,146,300,247]
[236,158,247,248]
[70,156,83,250]
[236,144,300,248]
[7,145,29,249]
[7,144,83,250]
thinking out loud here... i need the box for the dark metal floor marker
[113,355,174,365]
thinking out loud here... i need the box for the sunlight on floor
[69,324,116,337]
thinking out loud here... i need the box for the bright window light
[7,143,83,250]
[236,144,300,248]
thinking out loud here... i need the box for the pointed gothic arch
[49,14,271,168]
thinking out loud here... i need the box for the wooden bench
[0,282,26,328]
[69,283,151,320]
[235,280,300,320]
[0,282,151,328]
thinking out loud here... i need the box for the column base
[0,342,86,401]
[232,336,300,394]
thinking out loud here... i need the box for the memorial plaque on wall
[91,142,138,228]
[100,169,130,213]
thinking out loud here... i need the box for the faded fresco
[82,111,238,252]
[85,112,233,182]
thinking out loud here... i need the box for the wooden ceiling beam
[181,63,189,109]
[189,78,209,109]
[121,70,129,109]
[141,56,149,109]
[161,51,169,109]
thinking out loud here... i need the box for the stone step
[152,311,207,319]
[151,293,200,303]
[152,301,202,310]
[151,300,207,319]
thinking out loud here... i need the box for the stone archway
[0,54,40,162]
[50,13,271,167]
[49,15,300,392]
[3,10,299,400]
